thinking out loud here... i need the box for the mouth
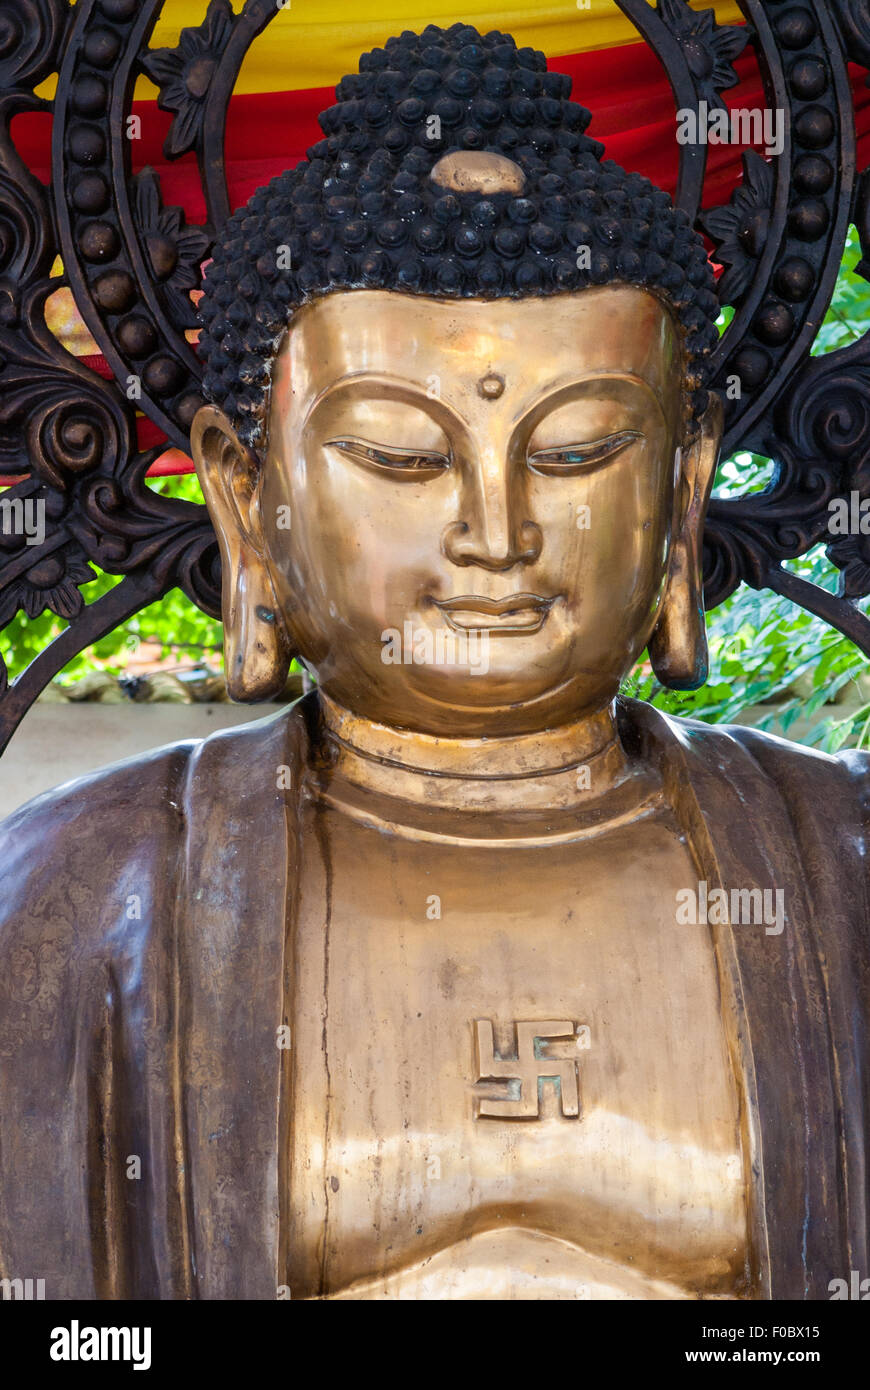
[433,592,556,635]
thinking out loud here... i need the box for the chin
[398,665,578,721]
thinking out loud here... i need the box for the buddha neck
[313,693,646,817]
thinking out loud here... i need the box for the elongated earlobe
[221,556,294,702]
[648,534,708,690]
[191,405,295,702]
[648,393,722,691]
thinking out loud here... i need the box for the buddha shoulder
[706,714,870,812]
[0,739,195,1015]
[1,703,869,950]
[621,698,870,839]
[0,705,300,942]
[1,733,194,880]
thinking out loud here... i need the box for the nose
[442,451,542,571]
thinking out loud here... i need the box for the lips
[434,592,555,634]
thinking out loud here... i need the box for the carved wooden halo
[619,0,870,632]
[1,0,869,753]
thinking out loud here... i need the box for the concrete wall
[0,703,270,821]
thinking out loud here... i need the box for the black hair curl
[198,22,720,451]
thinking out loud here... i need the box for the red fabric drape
[6,33,870,479]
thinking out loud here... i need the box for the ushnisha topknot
[198,22,721,452]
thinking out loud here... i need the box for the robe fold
[1,694,868,1299]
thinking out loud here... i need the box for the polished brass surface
[194,286,719,731]
[2,257,869,1303]
[286,696,747,1300]
[194,286,745,1298]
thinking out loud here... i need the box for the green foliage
[3,568,121,681]
[0,472,223,684]
[623,228,870,749]
[623,543,869,752]
[810,223,866,357]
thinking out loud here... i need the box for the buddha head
[192,23,723,737]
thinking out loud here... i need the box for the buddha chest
[282,764,748,1300]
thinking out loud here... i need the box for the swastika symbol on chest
[472,1019,582,1119]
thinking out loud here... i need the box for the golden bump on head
[429,151,526,195]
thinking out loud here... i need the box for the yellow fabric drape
[36,1,744,100]
[143,0,744,95]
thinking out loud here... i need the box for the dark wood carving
[1,0,869,754]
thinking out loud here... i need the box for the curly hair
[197,22,720,452]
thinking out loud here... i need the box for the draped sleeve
[0,741,196,1300]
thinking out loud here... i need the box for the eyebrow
[303,371,465,432]
[303,369,668,437]
[521,371,666,415]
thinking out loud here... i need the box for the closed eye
[326,436,450,479]
[527,430,643,476]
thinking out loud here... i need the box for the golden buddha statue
[1,24,868,1303]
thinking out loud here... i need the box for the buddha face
[195,285,721,736]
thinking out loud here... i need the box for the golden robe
[0,695,868,1299]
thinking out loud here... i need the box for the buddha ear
[191,405,293,702]
[648,391,722,691]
